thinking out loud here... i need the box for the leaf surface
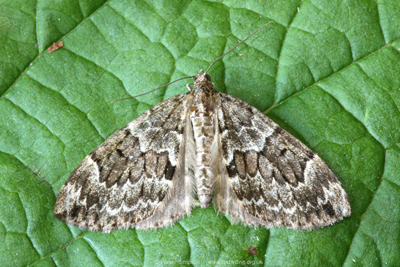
[1,0,399,266]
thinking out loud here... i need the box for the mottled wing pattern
[215,93,351,229]
[54,94,194,232]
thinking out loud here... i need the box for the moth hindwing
[54,71,350,232]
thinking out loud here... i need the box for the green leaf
[1,0,399,266]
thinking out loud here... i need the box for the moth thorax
[191,86,216,116]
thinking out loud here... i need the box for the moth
[54,22,351,232]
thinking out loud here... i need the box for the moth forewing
[54,94,194,231]
[213,93,350,229]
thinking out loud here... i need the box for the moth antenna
[204,21,274,74]
[111,75,194,103]
[112,21,274,104]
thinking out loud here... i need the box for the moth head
[194,70,211,83]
